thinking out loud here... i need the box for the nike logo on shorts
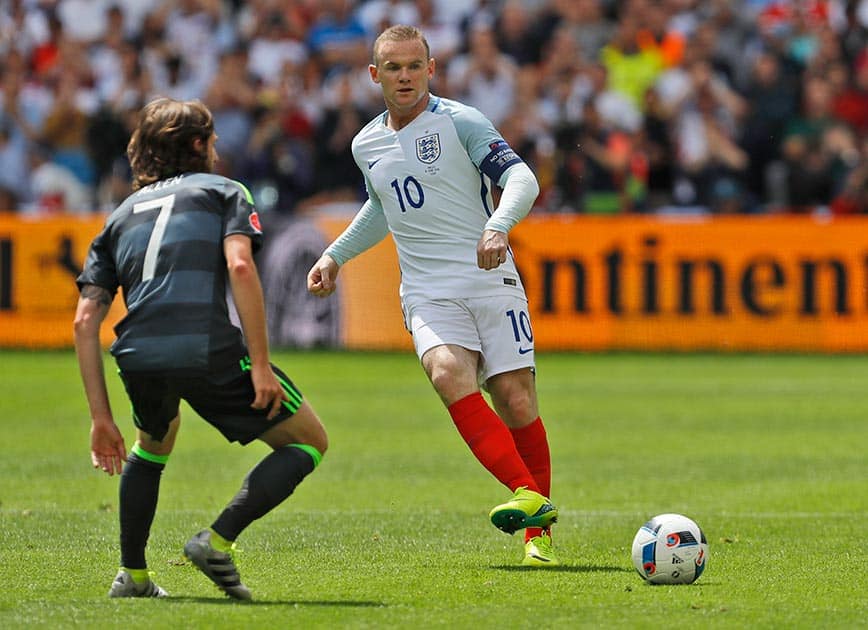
[518,347,533,355]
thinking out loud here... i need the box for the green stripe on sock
[289,444,322,468]
[132,443,169,465]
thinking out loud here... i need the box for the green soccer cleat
[183,530,252,600]
[522,534,560,567]
[489,487,558,534]
[108,569,168,598]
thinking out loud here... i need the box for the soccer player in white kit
[307,25,558,566]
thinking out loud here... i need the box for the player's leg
[488,368,551,505]
[109,372,180,597]
[421,343,540,493]
[488,370,557,565]
[480,297,558,564]
[182,361,326,599]
[209,400,327,543]
[406,300,536,498]
[468,297,557,542]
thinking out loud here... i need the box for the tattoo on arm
[80,284,113,307]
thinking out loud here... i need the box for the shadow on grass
[164,597,386,607]
[490,564,631,573]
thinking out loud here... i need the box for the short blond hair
[372,24,430,66]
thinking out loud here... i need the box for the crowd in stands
[2,0,868,216]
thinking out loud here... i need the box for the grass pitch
[0,350,865,628]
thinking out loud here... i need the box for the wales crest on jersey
[415,133,441,164]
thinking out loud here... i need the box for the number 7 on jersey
[132,194,176,282]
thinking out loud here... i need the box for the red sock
[511,417,552,541]
[448,392,539,493]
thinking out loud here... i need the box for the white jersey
[348,95,529,304]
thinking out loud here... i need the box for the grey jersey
[77,172,263,373]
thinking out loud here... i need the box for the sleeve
[484,162,540,233]
[76,224,120,295]
[450,103,537,232]
[451,104,524,182]
[223,178,263,253]
[324,190,390,265]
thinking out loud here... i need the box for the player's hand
[477,229,509,270]
[90,421,127,476]
[307,254,340,297]
[250,364,289,420]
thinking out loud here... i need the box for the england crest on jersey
[415,133,441,164]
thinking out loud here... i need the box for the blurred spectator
[159,0,230,97]
[56,0,112,46]
[494,0,537,67]
[833,49,868,136]
[780,73,849,211]
[239,81,316,214]
[641,87,675,208]
[0,115,29,208]
[203,45,259,174]
[532,0,614,66]
[246,10,308,86]
[356,0,419,35]
[830,135,868,214]
[0,0,50,58]
[414,0,461,67]
[312,72,367,201]
[306,0,368,76]
[739,50,798,208]
[28,143,93,213]
[600,13,664,111]
[446,19,517,126]
[669,58,749,211]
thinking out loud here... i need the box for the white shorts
[404,296,536,384]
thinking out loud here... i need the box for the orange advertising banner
[2,213,867,352]
[315,214,868,353]
[0,214,123,348]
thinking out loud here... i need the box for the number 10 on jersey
[390,176,425,212]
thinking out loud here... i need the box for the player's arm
[477,162,540,270]
[224,233,287,419]
[73,283,127,475]
[307,196,389,297]
[453,106,540,269]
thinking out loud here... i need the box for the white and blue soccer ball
[631,513,708,584]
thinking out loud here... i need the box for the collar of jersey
[380,94,441,127]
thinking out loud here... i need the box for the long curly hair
[127,97,214,191]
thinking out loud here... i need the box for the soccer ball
[631,513,708,584]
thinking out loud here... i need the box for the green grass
[1,350,866,628]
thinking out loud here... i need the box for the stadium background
[2,0,867,352]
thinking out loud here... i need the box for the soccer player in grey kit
[74,97,328,599]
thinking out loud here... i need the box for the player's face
[370,38,434,122]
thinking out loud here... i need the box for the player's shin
[211,444,322,542]
[510,417,552,542]
[448,392,539,492]
[118,446,168,571]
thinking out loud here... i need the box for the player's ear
[369,64,380,83]
[428,57,435,78]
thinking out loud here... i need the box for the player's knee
[491,384,537,427]
[503,393,535,425]
[308,422,329,456]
